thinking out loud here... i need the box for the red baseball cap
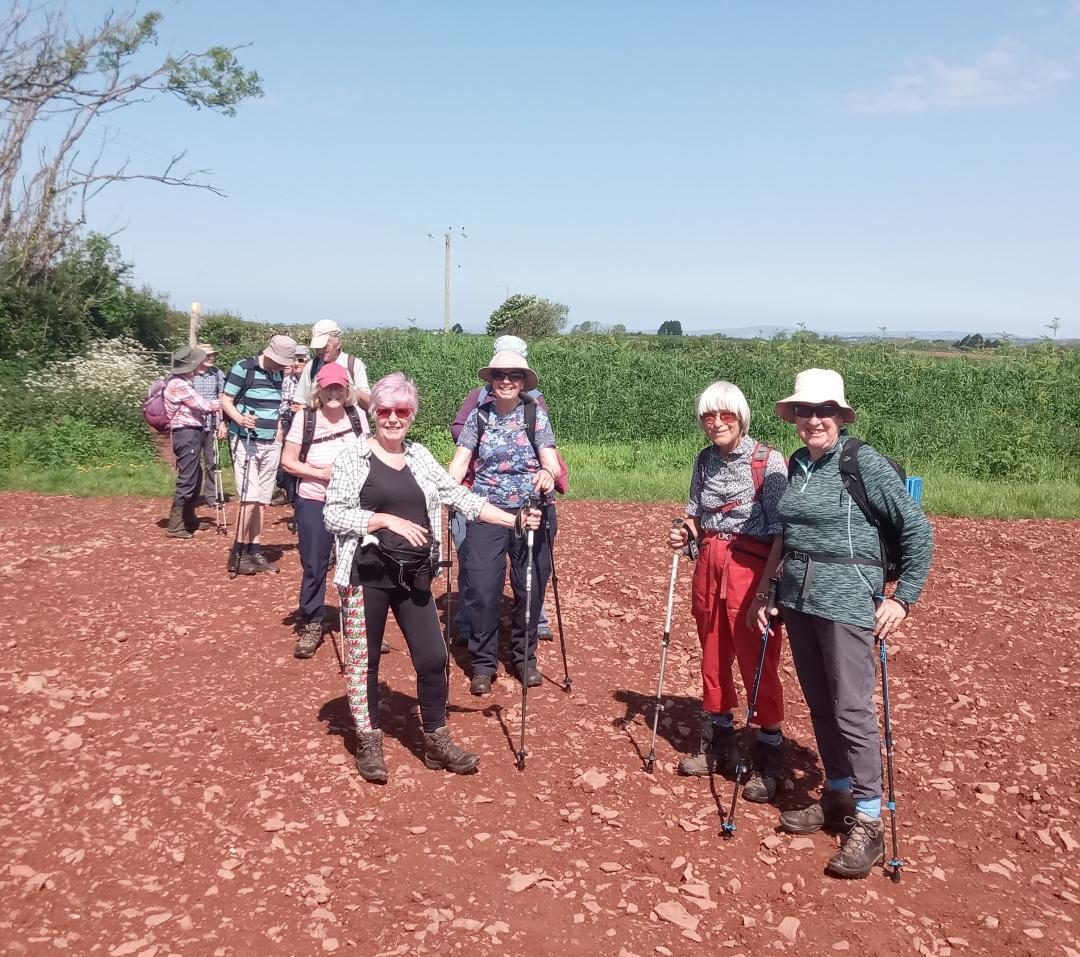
[315,362,349,389]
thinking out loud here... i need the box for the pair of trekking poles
[644,519,903,882]
[441,499,572,772]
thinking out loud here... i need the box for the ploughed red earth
[1,493,1078,956]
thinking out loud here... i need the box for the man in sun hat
[448,336,565,646]
[163,345,219,538]
[220,333,297,575]
[291,320,371,429]
[192,343,227,506]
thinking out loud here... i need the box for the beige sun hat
[775,368,856,423]
[478,350,539,393]
[264,334,299,367]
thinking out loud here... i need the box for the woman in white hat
[756,368,934,879]
[666,380,788,801]
[448,350,562,695]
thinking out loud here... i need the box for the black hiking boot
[517,665,541,688]
[470,674,492,696]
[743,739,784,803]
[780,789,857,835]
[354,730,388,783]
[166,504,192,539]
[423,726,480,774]
[678,721,737,777]
[181,500,199,533]
[826,813,885,879]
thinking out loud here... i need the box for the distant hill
[702,325,1059,345]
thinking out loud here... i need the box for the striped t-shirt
[223,357,284,442]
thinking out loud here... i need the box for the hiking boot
[248,552,279,574]
[181,500,199,533]
[233,553,260,575]
[293,621,324,659]
[166,504,192,539]
[742,739,784,803]
[826,813,885,879]
[537,622,554,642]
[354,730,388,783]
[678,721,738,777]
[470,674,492,696]
[271,489,289,507]
[423,726,480,774]
[779,788,856,835]
[518,665,542,688]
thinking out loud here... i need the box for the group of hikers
[157,322,933,881]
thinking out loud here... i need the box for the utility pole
[188,302,201,347]
[443,233,452,333]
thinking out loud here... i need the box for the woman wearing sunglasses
[666,381,789,802]
[324,372,540,783]
[448,350,562,695]
[760,368,933,878]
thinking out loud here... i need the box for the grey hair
[695,380,751,435]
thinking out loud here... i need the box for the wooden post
[189,302,202,347]
[443,233,451,333]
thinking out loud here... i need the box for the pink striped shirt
[164,376,219,430]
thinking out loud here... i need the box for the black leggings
[347,585,448,733]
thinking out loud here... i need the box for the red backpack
[143,377,172,433]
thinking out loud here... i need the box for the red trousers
[690,534,784,726]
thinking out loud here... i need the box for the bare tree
[0,6,261,280]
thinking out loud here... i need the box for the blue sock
[709,712,734,729]
[855,797,882,819]
[756,728,783,747]
[825,777,852,792]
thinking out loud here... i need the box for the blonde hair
[310,383,359,410]
[696,380,751,435]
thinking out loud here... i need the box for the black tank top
[350,453,428,588]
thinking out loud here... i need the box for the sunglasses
[700,410,738,425]
[490,370,525,382]
[793,403,841,420]
[374,405,413,420]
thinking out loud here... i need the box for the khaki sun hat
[775,368,856,424]
[310,319,342,349]
[264,334,298,367]
[478,350,539,393]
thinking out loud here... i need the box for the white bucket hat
[492,335,528,358]
[478,350,539,393]
[310,319,342,349]
[775,368,856,423]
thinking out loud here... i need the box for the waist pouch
[354,528,436,591]
[785,549,883,603]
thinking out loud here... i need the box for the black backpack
[298,406,366,462]
[787,437,907,581]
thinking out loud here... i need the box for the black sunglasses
[793,403,842,420]
[490,370,525,382]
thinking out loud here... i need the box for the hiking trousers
[690,533,784,726]
[782,605,881,803]
[171,427,203,506]
[295,497,334,623]
[199,429,218,499]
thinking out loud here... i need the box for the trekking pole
[722,577,778,837]
[227,431,255,580]
[443,507,455,685]
[545,514,572,692]
[515,501,537,771]
[213,438,228,535]
[645,519,684,774]
[880,638,903,883]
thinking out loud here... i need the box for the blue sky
[72,1,1080,337]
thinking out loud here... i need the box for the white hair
[696,381,751,435]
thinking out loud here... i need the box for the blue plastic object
[905,476,923,503]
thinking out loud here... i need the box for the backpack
[298,406,366,462]
[309,354,358,386]
[143,377,171,433]
[475,396,569,495]
[696,441,773,515]
[788,438,907,582]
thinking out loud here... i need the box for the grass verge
[3,440,1077,520]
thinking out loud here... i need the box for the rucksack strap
[233,358,259,410]
[474,396,546,500]
[345,405,364,436]
[699,442,773,515]
[299,408,317,462]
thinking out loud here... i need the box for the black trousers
[171,428,203,506]
[361,585,448,733]
[294,497,334,623]
[198,429,218,498]
[464,506,555,676]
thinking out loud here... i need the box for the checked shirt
[324,436,487,590]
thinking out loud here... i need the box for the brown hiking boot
[826,813,885,878]
[779,788,856,835]
[742,739,784,803]
[423,726,480,774]
[166,504,192,539]
[232,553,260,575]
[678,721,737,777]
[293,621,324,659]
[248,552,279,574]
[354,730,388,783]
